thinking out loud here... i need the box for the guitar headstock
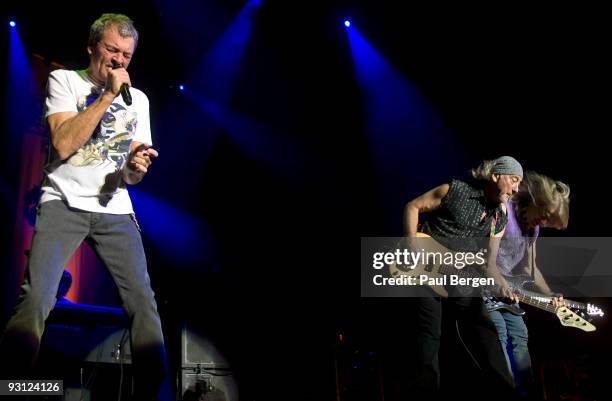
[555,307,596,332]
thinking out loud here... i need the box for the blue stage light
[344,20,351,28]
[179,84,185,91]
[9,20,16,28]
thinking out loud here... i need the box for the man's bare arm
[48,91,115,160]
[487,228,519,302]
[48,68,129,160]
[527,244,563,305]
[404,184,449,237]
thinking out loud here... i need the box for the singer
[0,13,172,401]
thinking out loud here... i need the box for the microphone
[111,60,132,106]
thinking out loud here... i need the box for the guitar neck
[517,288,589,310]
[515,292,558,313]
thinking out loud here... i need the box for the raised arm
[48,68,130,160]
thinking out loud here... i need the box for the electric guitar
[388,232,489,297]
[389,233,605,331]
[484,283,604,332]
[483,296,526,316]
[504,277,605,318]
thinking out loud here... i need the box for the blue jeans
[489,309,533,395]
[0,200,172,401]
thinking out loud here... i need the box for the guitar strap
[489,210,500,238]
[530,238,536,281]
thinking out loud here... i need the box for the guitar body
[483,296,526,316]
[389,232,483,298]
[388,233,459,298]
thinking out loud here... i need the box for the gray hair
[471,159,496,181]
[88,13,139,48]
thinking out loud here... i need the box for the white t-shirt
[41,69,152,214]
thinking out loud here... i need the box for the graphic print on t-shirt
[68,99,137,172]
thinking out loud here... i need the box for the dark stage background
[1,2,610,400]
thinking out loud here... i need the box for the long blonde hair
[514,171,570,229]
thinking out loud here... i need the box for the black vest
[422,179,507,252]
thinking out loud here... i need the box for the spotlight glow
[179,84,185,91]
[344,20,351,28]
[9,20,16,28]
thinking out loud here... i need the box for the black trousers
[414,295,515,400]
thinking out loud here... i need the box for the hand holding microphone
[110,60,132,105]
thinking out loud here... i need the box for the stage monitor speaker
[40,303,133,401]
[42,302,132,364]
[180,325,238,401]
[182,325,229,367]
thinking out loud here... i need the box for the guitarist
[404,156,522,399]
[490,171,569,398]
